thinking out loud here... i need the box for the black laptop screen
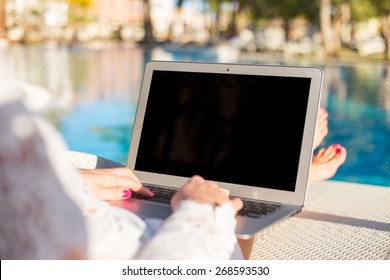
[135,70,311,192]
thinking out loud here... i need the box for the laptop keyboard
[132,184,177,204]
[234,197,282,218]
[135,184,282,219]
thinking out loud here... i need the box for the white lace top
[0,80,241,260]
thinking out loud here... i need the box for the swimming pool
[2,44,389,187]
[320,63,390,186]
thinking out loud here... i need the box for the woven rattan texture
[251,181,390,260]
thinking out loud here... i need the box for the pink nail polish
[149,189,155,196]
[122,190,132,199]
[336,148,341,154]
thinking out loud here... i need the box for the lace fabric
[137,201,238,259]
[0,83,87,259]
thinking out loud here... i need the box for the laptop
[114,60,323,239]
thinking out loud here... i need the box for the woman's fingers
[101,168,154,197]
[171,175,243,215]
[90,186,133,201]
[96,167,142,185]
[230,198,243,214]
[79,168,153,201]
[80,170,242,214]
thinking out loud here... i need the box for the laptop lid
[127,60,323,207]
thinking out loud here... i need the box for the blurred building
[93,0,143,25]
[92,0,175,41]
[5,0,210,43]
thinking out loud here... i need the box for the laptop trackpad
[111,199,173,220]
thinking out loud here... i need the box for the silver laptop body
[116,60,323,239]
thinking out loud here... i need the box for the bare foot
[313,107,328,150]
[309,144,347,184]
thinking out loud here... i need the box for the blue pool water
[3,44,389,187]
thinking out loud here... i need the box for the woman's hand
[171,175,243,214]
[79,167,154,201]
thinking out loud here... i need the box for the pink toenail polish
[122,190,132,199]
[336,148,341,154]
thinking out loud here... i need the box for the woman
[0,80,243,260]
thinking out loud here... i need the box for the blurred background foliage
[0,0,390,59]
